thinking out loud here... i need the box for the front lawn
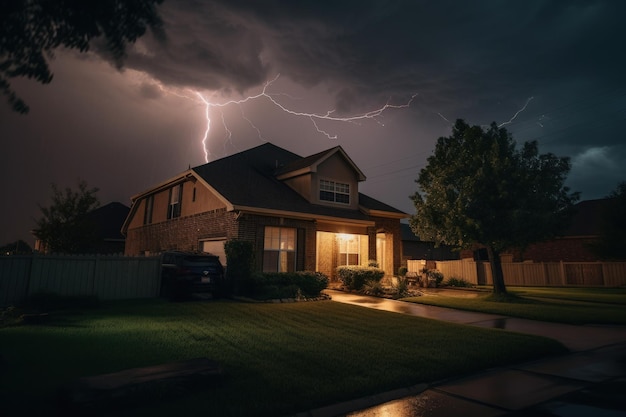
[403,286,626,324]
[0,299,565,416]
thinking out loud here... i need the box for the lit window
[320,180,350,204]
[167,184,182,219]
[263,226,296,272]
[337,234,360,266]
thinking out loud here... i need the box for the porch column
[367,226,377,265]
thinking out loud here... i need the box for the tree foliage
[33,180,100,254]
[410,119,579,294]
[589,181,626,260]
[1,0,165,113]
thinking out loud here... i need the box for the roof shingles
[192,143,405,221]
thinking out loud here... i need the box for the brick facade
[125,208,404,276]
[236,213,317,271]
[125,208,235,255]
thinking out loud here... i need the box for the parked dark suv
[160,251,225,300]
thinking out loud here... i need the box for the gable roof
[123,143,407,233]
[192,143,405,221]
[275,146,366,181]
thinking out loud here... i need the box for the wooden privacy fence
[0,254,162,308]
[407,259,626,287]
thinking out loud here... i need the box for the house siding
[314,154,360,210]
[283,173,313,202]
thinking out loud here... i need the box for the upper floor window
[167,184,182,219]
[320,179,350,204]
[143,195,154,225]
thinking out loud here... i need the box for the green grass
[403,287,626,324]
[505,286,626,305]
[0,299,565,416]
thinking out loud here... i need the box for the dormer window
[320,179,350,204]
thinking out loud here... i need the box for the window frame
[263,226,297,273]
[337,234,361,266]
[319,179,350,205]
[167,184,182,219]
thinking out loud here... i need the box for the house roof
[275,146,366,181]
[400,223,420,242]
[191,142,405,221]
[86,202,130,240]
[564,198,613,237]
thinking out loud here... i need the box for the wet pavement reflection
[317,290,626,417]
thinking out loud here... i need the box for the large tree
[410,119,579,294]
[1,0,165,113]
[33,180,100,254]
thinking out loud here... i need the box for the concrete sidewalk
[298,290,626,417]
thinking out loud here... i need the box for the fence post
[93,254,99,295]
[559,261,566,285]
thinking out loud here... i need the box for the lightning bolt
[436,112,452,124]
[498,96,534,127]
[192,75,417,162]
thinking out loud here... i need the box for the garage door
[201,239,227,265]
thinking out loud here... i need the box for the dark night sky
[2,0,625,245]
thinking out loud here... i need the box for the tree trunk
[486,245,507,294]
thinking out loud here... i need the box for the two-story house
[121,143,407,279]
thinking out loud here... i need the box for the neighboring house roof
[563,198,612,237]
[86,202,130,241]
[400,223,420,242]
[191,143,405,221]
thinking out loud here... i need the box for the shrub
[362,279,384,296]
[292,271,329,297]
[243,271,329,299]
[397,266,408,277]
[422,268,444,286]
[444,277,474,288]
[224,240,255,296]
[392,275,411,298]
[367,259,379,267]
[0,306,20,328]
[337,266,384,291]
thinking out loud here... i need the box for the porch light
[337,233,352,241]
